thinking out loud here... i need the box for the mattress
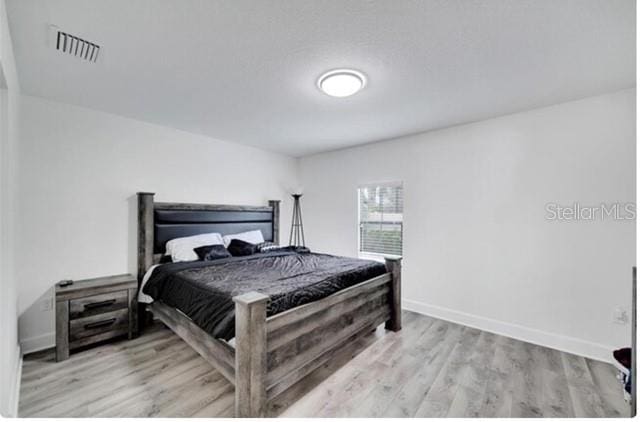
[141,250,387,340]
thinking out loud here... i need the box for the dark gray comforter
[142,251,387,340]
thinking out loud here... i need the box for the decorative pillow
[165,232,224,262]
[159,254,173,264]
[255,241,280,252]
[222,230,265,248]
[194,244,232,261]
[227,239,258,257]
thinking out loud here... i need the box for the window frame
[357,181,404,260]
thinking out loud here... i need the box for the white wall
[0,0,20,416]
[16,95,298,352]
[11,78,636,367]
[299,89,636,362]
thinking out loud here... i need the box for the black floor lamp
[289,194,305,247]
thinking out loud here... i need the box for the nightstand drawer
[69,308,129,341]
[69,290,128,319]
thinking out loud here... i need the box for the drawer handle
[84,299,116,310]
[84,318,116,330]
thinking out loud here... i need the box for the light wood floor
[19,311,629,418]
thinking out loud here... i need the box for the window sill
[358,252,401,263]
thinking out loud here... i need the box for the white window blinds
[358,183,403,256]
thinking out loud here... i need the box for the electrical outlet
[40,297,53,312]
[613,307,629,325]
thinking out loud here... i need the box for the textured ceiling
[6,0,636,156]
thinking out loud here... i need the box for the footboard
[233,257,402,417]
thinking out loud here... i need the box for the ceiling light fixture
[317,69,366,97]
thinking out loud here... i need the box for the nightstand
[55,274,138,361]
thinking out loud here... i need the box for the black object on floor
[613,347,633,396]
[614,347,632,371]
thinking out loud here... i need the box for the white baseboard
[7,345,22,417]
[402,298,614,363]
[20,332,55,355]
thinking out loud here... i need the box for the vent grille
[55,30,100,62]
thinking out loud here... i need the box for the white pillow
[222,230,265,248]
[165,232,224,263]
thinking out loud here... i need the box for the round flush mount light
[317,69,366,97]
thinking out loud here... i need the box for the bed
[136,192,402,417]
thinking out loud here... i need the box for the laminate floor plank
[413,326,483,417]
[382,321,465,417]
[510,338,546,417]
[19,311,629,418]
[21,340,199,417]
[562,352,610,417]
[21,327,170,383]
[90,354,217,417]
[446,331,498,417]
[535,345,575,417]
[20,335,185,410]
[476,335,516,417]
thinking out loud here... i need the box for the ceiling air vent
[52,27,100,63]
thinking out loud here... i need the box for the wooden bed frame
[137,192,402,417]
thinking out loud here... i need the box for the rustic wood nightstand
[55,274,138,361]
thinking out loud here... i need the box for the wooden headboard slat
[155,202,273,212]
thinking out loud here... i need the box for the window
[358,182,403,257]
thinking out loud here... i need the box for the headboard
[137,192,280,281]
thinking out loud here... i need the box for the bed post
[268,200,280,245]
[384,257,402,332]
[137,192,155,330]
[234,291,269,417]
[137,192,155,281]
